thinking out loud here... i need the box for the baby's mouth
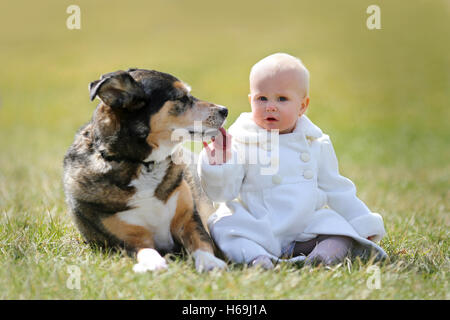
[265,116,279,122]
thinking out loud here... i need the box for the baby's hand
[202,127,232,165]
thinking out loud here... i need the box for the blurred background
[0,0,448,298]
[1,0,449,229]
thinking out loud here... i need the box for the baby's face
[249,69,309,134]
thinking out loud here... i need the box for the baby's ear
[248,94,252,104]
[302,96,310,108]
[299,96,310,115]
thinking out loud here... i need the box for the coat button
[271,156,279,167]
[300,152,310,162]
[303,169,314,179]
[272,175,282,184]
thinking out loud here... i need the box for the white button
[303,170,314,179]
[271,157,279,166]
[272,175,282,184]
[300,152,310,162]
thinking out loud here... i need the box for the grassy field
[0,0,448,299]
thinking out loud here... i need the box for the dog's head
[88,68,228,161]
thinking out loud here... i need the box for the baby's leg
[292,235,329,257]
[305,235,354,266]
[220,238,275,269]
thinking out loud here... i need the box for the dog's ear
[89,70,146,111]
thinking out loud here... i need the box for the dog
[63,68,228,272]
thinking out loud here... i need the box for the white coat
[198,112,387,263]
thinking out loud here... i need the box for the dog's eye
[169,97,191,116]
[178,96,190,104]
[170,102,187,116]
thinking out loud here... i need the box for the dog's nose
[218,107,228,118]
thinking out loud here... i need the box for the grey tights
[250,234,354,269]
[293,234,354,266]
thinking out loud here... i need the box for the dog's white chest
[117,161,178,251]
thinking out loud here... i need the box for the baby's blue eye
[258,96,268,101]
[278,96,288,102]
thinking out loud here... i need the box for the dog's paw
[192,250,227,273]
[133,248,168,273]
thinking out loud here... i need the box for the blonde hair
[250,53,310,96]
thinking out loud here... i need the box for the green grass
[0,0,449,299]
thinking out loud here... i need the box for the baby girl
[198,53,387,268]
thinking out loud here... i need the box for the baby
[198,53,387,269]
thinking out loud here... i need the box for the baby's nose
[266,105,277,112]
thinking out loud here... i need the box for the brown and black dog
[63,69,228,272]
